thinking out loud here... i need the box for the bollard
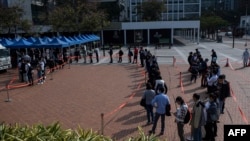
[101,113,104,135]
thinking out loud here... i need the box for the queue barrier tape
[104,64,144,118]
[238,106,249,124]
[228,61,235,70]
[4,54,108,90]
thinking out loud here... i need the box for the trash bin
[217,35,222,43]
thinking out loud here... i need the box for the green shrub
[0,122,162,141]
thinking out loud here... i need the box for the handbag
[140,98,146,107]
[165,104,171,116]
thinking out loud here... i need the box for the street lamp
[245,3,248,47]
[232,16,236,48]
[101,19,105,56]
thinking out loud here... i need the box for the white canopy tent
[0,44,7,49]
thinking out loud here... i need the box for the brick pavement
[0,39,250,140]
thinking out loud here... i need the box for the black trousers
[140,58,144,67]
[204,121,216,141]
[151,112,165,133]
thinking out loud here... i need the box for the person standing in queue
[149,87,170,135]
[174,96,188,141]
[128,47,133,63]
[109,44,113,63]
[142,82,156,125]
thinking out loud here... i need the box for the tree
[137,0,165,21]
[47,0,109,33]
[98,1,121,22]
[200,14,228,39]
[0,5,31,36]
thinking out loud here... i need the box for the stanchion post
[5,84,11,102]
[173,56,176,67]
[179,72,182,87]
[101,113,104,135]
[68,57,71,69]
[50,69,53,80]
[225,58,229,67]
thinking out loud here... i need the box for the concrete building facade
[1,0,201,45]
[101,0,201,45]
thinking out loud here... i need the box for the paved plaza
[0,36,250,141]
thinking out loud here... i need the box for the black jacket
[217,80,230,100]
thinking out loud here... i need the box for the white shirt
[155,79,165,90]
[39,61,45,71]
[207,74,218,86]
[95,48,100,56]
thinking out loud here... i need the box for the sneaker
[41,82,43,84]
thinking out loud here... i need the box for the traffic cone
[225,58,229,67]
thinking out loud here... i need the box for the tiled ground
[1,36,250,140]
[0,59,248,141]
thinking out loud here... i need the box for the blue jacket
[151,93,170,114]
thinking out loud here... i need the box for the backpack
[209,102,219,121]
[156,83,168,94]
[165,104,171,116]
[184,108,191,124]
[129,51,133,56]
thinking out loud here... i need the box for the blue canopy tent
[90,34,100,40]
[11,37,22,42]
[81,34,100,42]
[86,35,96,41]
[33,37,50,48]
[80,35,92,43]
[6,38,33,49]
[73,36,87,44]
[26,37,37,43]
[0,38,14,46]
[85,35,95,42]
[42,36,52,43]
[48,37,70,48]
[60,36,78,46]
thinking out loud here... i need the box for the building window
[184,4,199,12]
[184,0,199,3]
[184,13,199,19]
[0,0,8,7]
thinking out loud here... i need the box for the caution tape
[229,84,248,124]
[104,65,144,118]
[228,61,235,71]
